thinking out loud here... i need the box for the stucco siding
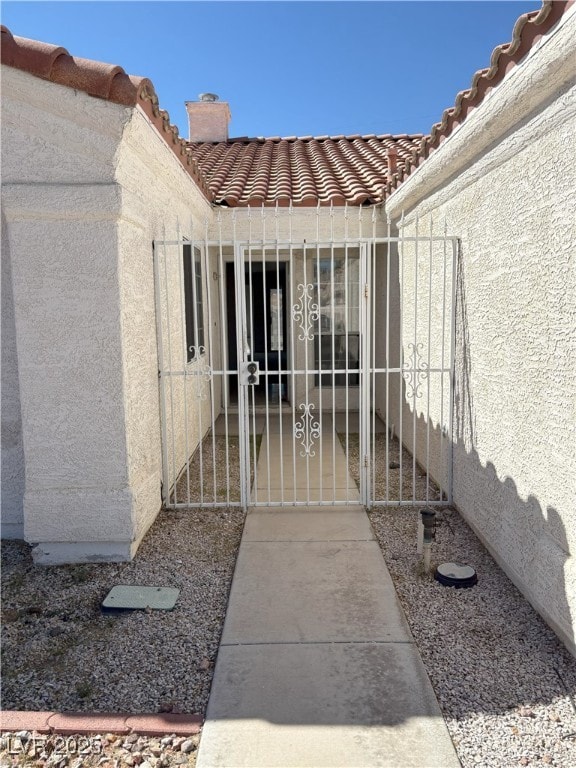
[114,107,215,536]
[385,10,576,654]
[1,67,132,553]
[3,185,131,546]
[1,208,25,538]
[1,66,217,561]
[1,67,126,185]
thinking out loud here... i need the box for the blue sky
[2,1,541,138]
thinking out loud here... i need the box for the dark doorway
[226,261,288,405]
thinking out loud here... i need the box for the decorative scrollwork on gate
[402,342,429,399]
[188,346,211,400]
[294,403,321,457]
[292,283,319,341]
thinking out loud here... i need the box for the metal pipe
[420,508,437,575]
[423,542,432,575]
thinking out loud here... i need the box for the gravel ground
[339,431,444,502]
[3,430,575,768]
[1,506,246,766]
[368,505,576,768]
[173,434,261,506]
[341,431,576,767]
[0,731,200,767]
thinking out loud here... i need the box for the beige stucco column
[2,182,144,563]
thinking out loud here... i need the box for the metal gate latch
[241,361,260,386]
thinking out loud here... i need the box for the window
[314,255,360,386]
[183,244,205,362]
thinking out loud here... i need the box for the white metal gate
[153,209,457,509]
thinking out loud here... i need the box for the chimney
[186,93,231,142]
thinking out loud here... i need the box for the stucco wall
[2,67,129,543]
[114,106,214,530]
[1,66,215,562]
[1,67,133,561]
[1,206,25,539]
[385,9,576,654]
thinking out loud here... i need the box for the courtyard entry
[153,211,457,510]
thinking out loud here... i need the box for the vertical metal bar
[248,209,258,506]
[275,205,285,506]
[439,220,449,503]
[304,242,311,504]
[330,217,336,503]
[371,207,377,508]
[358,242,366,505]
[360,207,365,506]
[343,232,349,502]
[425,216,434,505]
[176,219,192,506]
[261,222,272,504]
[385,213,391,505]
[357,212,366,505]
[361,242,371,507]
[412,214,419,504]
[163,231,178,506]
[331,207,338,505]
[233,210,249,510]
[290,207,297,505]
[343,205,350,502]
[216,209,231,505]
[398,211,405,504]
[448,237,458,505]
[204,216,218,505]
[153,239,171,506]
[315,241,324,505]
[189,220,205,506]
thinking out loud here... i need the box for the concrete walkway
[251,413,360,505]
[197,425,460,768]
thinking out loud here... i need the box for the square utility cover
[101,585,180,612]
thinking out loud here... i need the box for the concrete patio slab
[251,487,360,503]
[197,642,460,768]
[242,506,373,541]
[197,422,457,768]
[220,540,411,644]
[253,450,348,476]
[255,468,354,490]
[258,448,348,464]
[333,411,387,433]
[255,471,358,491]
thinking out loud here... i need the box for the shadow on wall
[451,242,573,655]
[381,237,574,656]
[410,408,575,658]
[1,207,25,538]
[453,244,475,448]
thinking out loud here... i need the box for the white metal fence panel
[153,208,456,509]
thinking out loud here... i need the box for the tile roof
[2,0,571,207]
[0,26,212,200]
[188,135,422,207]
[386,0,573,195]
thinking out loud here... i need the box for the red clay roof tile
[3,0,570,208]
[0,25,212,201]
[386,0,573,194]
[188,135,422,207]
